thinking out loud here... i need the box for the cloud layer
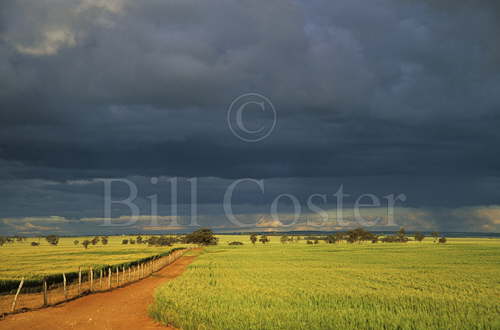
[0,0,499,233]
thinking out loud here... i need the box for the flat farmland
[151,237,500,329]
[0,236,188,280]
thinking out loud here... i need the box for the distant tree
[381,228,408,243]
[136,236,143,244]
[334,232,344,243]
[431,232,440,243]
[306,240,313,245]
[73,240,79,246]
[397,228,407,242]
[122,239,129,245]
[101,236,108,245]
[82,240,90,249]
[325,234,336,244]
[130,239,136,244]
[31,242,40,246]
[414,232,425,242]
[250,234,258,245]
[91,236,100,245]
[185,228,218,245]
[371,236,379,244]
[438,236,447,244]
[45,235,59,246]
[259,235,270,244]
[147,236,176,247]
[346,228,375,244]
[280,235,289,244]
[313,239,319,244]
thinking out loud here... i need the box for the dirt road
[0,253,198,330]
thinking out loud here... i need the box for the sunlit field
[0,236,188,280]
[151,236,500,329]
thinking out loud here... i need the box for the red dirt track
[0,254,198,330]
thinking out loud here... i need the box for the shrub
[45,235,59,246]
[229,241,244,245]
[325,234,336,244]
[334,232,344,243]
[73,240,79,245]
[381,235,408,243]
[148,236,176,246]
[414,232,425,242]
[259,235,270,244]
[101,236,108,245]
[250,234,258,245]
[91,236,100,245]
[82,240,90,249]
[306,240,313,245]
[439,237,447,244]
[31,242,40,246]
[122,239,129,245]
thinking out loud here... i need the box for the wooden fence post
[99,269,103,289]
[78,267,82,295]
[122,266,125,283]
[11,277,24,312]
[116,267,119,286]
[89,267,93,292]
[63,273,67,300]
[43,278,48,306]
[108,268,111,289]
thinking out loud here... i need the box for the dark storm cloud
[0,0,499,232]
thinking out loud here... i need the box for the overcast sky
[1,0,499,235]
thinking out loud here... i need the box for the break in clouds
[0,0,499,234]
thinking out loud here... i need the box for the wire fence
[0,247,191,316]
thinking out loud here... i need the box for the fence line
[0,247,191,316]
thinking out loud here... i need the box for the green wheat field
[150,236,500,329]
[0,236,189,280]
